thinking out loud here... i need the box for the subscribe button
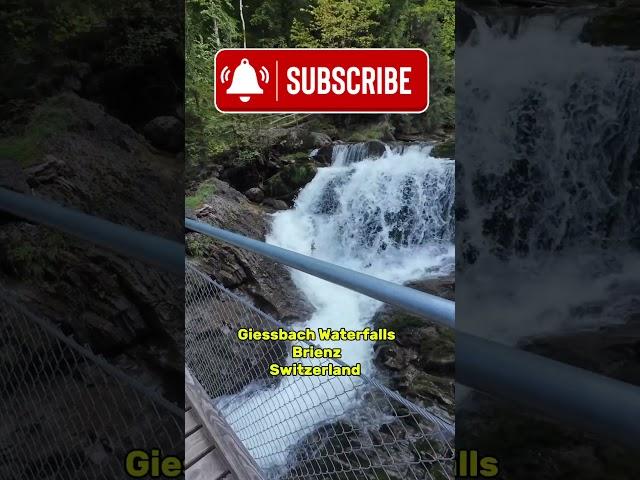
[214,48,429,113]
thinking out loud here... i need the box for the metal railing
[186,263,455,480]
[0,188,183,274]
[186,217,640,449]
[185,219,454,328]
[0,293,182,479]
[0,188,184,479]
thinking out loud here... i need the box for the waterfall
[457,13,640,345]
[219,143,454,472]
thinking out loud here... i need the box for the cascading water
[219,143,454,472]
[457,13,640,345]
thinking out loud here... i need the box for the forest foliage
[186,0,455,169]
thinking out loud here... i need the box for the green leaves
[291,0,389,48]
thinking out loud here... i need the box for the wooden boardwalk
[185,396,236,480]
[185,368,265,480]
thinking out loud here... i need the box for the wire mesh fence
[185,262,455,480]
[0,293,183,480]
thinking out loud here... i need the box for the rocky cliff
[0,93,183,402]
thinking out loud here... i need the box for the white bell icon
[226,58,264,102]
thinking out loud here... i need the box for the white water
[457,14,640,347]
[219,143,454,472]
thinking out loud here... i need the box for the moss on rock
[264,162,318,198]
[0,95,79,167]
[431,140,455,159]
[279,151,310,163]
[185,181,217,210]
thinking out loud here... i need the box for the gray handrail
[458,332,640,447]
[0,187,184,274]
[186,217,640,447]
[185,218,455,328]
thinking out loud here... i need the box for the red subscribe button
[214,48,429,113]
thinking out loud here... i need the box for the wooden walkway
[185,368,265,480]
[185,396,236,480]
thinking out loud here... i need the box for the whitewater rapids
[218,143,454,472]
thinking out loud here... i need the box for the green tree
[244,0,307,47]
[291,0,389,48]
[186,0,239,166]
[382,0,455,131]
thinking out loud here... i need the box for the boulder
[263,198,289,210]
[244,187,264,203]
[364,140,387,158]
[263,162,318,199]
[313,144,334,165]
[220,164,261,193]
[302,131,332,149]
[143,116,184,153]
[264,126,307,153]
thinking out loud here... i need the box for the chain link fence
[0,293,183,480]
[186,262,454,480]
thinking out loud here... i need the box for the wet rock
[263,198,289,210]
[81,310,140,353]
[402,366,454,410]
[143,115,184,153]
[284,398,454,479]
[459,391,638,480]
[458,309,640,479]
[313,144,334,164]
[244,187,264,203]
[372,275,455,415]
[431,139,455,159]
[364,139,387,158]
[523,312,640,386]
[407,275,455,301]
[187,178,312,323]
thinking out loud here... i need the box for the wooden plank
[185,448,230,480]
[185,368,265,480]
[185,409,200,435]
[186,429,213,466]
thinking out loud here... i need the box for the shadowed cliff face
[0,93,183,401]
[186,177,314,323]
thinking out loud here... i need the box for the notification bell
[226,58,264,102]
